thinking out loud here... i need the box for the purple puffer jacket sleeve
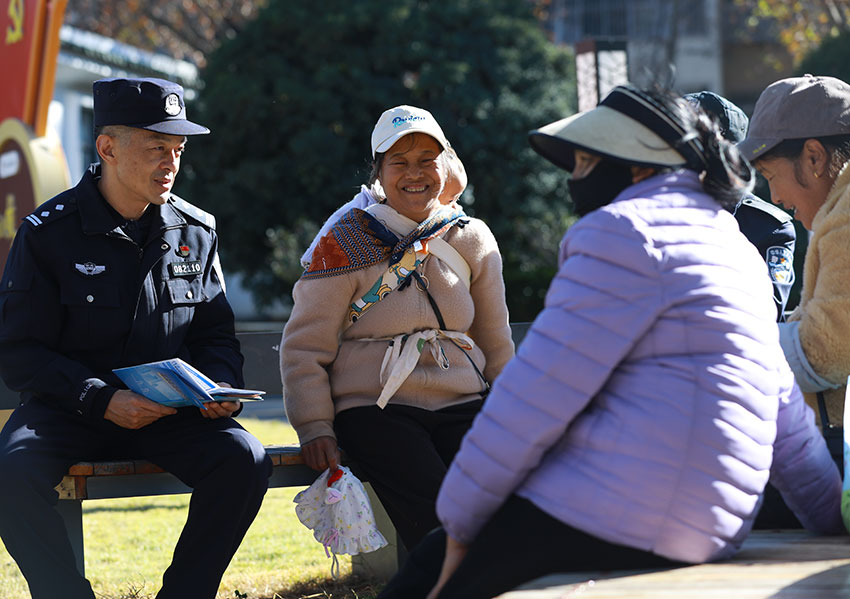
[770,379,842,534]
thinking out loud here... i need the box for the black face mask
[567,159,635,217]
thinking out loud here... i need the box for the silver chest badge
[75,262,106,276]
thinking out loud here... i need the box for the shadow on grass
[262,573,385,599]
[87,569,384,599]
[84,503,187,515]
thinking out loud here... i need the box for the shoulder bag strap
[427,238,471,289]
[817,391,833,431]
[410,271,489,395]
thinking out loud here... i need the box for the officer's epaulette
[169,194,217,229]
[23,192,78,231]
[740,195,792,224]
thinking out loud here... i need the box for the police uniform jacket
[733,194,796,321]
[0,164,243,420]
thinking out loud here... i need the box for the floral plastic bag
[294,466,388,577]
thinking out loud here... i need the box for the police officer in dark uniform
[686,91,796,321]
[734,195,796,319]
[0,78,272,599]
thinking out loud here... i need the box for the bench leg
[351,482,406,581]
[57,499,85,576]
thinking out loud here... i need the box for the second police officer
[686,91,797,321]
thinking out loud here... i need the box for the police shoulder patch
[23,193,77,231]
[741,196,792,224]
[765,245,795,286]
[169,195,216,230]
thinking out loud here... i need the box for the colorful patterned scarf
[303,205,465,281]
[304,204,466,324]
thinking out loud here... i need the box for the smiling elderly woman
[279,106,514,550]
[739,75,850,432]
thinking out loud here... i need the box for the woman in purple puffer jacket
[377,86,844,599]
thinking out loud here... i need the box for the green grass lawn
[0,418,383,599]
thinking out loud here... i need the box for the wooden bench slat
[93,462,138,476]
[264,445,306,466]
[64,445,304,480]
[66,463,94,476]
[57,446,307,501]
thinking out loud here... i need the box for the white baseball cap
[370,105,450,157]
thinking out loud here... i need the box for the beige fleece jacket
[789,163,850,424]
[280,216,515,445]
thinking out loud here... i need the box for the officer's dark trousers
[0,399,271,599]
[334,400,482,551]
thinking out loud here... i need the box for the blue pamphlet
[113,358,265,409]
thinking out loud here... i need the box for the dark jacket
[734,194,796,321]
[0,164,242,420]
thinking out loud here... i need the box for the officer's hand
[198,381,242,420]
[104,389,177,429]
[200,400,241,419]
[301,436,341,472]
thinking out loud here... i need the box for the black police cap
[684,91,748,144]
[93,77,209,136]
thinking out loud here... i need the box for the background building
[544,0,793,111]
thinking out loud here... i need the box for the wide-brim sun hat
[528,86,705,172]
[371,105,450,157]
[738,74,850,161]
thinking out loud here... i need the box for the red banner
[0,0,46,126]
[1,0,66,134]
[0,0,69,272]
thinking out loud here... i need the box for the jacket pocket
[165,277,205,306]
[60,280,121,349]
